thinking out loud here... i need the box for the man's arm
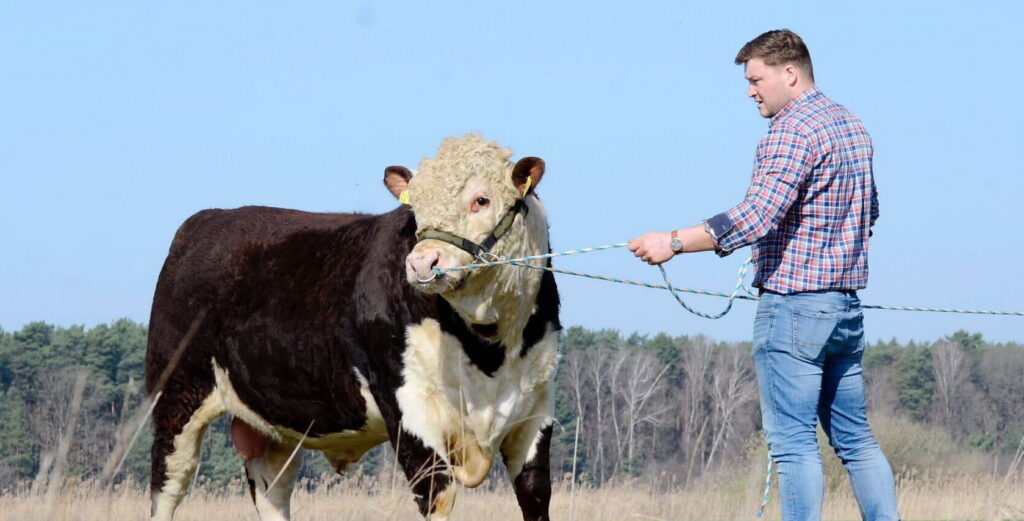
[629,122,813,265]
[709,123,813,253]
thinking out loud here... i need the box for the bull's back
[159,206,366,300]
[146,206,368,393]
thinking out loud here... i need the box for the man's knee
[766,430,821,461]
[830,432,883,464]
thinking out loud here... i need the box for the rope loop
[657,258,752,319]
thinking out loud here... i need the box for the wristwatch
[670,230,684,253]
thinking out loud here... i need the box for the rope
[431,240,1019,517]
[758,455,773,518]
[433,242,1024,318]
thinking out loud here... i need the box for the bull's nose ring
[415,271,440,283]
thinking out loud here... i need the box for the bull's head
[384,134,547,334]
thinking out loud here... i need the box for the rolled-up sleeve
[870,178,879,234]
[705,123,814,255]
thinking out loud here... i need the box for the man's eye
[476,197,489,206]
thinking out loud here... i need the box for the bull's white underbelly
[395,318,559,463]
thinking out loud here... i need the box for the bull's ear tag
[521,176,533,197]
[398,191,411,205]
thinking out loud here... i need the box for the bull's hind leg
[501,422,554,521]
[243,438,303,521]
[150,384,224,521]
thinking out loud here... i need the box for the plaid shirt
[705,88,878,294]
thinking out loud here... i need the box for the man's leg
[819,298,900,521]
[752,293,835,521]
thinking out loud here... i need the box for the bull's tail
[147,308,221,521]
[150,385,224,521]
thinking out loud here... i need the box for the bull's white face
[391,134,547,336]
[405,175,513,295]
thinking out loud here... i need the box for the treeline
[0,320,149,490]
[550,327,1024,487]
[0,321,1021,491]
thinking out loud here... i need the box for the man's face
[744,58,793,118]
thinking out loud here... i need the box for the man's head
[735,29,815,118]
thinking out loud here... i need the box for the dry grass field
[3,466,1022,521]
[5,413,1021,520]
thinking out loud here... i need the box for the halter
[414,199,529,279]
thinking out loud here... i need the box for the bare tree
[560,347,589,484]
[978,347,1024,447]
[704,345,757,470]
[865,364,899,416]
[932,340,969,432]
[584,344,615,484]
[678,336,715,475]
[608,352,624,476]
[29,369,89,505]
[28,369,95,489]
[610,349,670,472]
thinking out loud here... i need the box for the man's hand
[628,231,675,265]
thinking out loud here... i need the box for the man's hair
[735,29,814,81]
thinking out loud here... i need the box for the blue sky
[2,1,1022,343]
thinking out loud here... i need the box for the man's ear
[383,166,413,200]
[511,157,545,197]
[785,64,799,87]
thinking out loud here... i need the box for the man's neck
[792,82,816,98]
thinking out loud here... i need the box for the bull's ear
[512,157,545,197]
[384,166,413,201]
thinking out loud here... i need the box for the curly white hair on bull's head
[400,133,548,349]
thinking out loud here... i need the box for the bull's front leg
[501,421,554,521]
[390,424,458,520]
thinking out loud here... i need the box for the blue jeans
[752,291,899,521]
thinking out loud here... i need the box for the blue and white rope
[433,242,1024,318]
[432,240,1019,517]
[758,455,773,518]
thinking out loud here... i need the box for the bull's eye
[470,195,491,213]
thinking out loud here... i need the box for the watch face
[670,237,683,252]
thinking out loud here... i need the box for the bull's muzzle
[407,248,442,283]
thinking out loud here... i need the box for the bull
[146,134,560,521]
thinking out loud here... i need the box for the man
[629,30,900,521]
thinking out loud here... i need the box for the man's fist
[628,231,675,266]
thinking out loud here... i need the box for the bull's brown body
[147,135,559,521]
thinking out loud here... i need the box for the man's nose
[747,85,757,98]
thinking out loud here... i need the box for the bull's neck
[442,265,543,354]
[445,195,549,353]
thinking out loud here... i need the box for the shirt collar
[769,86,823,126]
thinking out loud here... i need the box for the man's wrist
[669,230,684,254]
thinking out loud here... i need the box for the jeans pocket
[753,311,773,352]
[792,308,840,362]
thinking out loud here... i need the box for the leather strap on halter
[416,199,529,258]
